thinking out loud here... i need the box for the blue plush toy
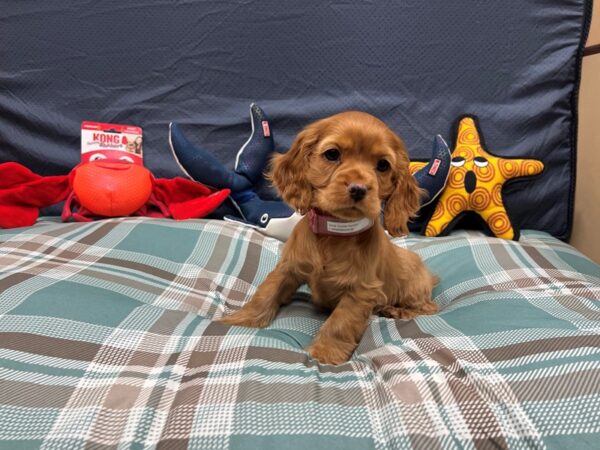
[412,134,452,207]
[170,104,302,241]
[169,104,451,241]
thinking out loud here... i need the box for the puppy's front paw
[307,342,352,365]
[219,309,272,328]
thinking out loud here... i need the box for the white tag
[81,122,143,165]
[326,217,372,234]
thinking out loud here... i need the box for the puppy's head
[270,111,421,236]
[126,138,137,154]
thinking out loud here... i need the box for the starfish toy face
[425,116,544,240]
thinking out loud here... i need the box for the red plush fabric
[153,178,230,220]
[0,162,230,228]
[0,163,69,228]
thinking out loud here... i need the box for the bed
[1,218,599,448]
[1,0,599,448]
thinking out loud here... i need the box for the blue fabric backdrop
[0,0,592,239]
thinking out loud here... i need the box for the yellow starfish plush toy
[419,116,544,240]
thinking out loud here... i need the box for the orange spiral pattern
[455,146,475,160]
[521,160,544,177]
[469,188,491,211]
[474,162,495,182]
[458,124,480,145]
[448,168,466,189]
[488,211,512,236]
[425,222,438,237]
[491,184,503,205]
[447,194,468,215]
[425,220,449,237]
[430,203,445,221]
[498,159,521,179]
[409,162,427,175]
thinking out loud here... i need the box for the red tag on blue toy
[428,158,441,176]
[262,121,270,138]
[81,122,143,165]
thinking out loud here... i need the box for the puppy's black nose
[348,183,367,202]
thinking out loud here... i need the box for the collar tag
[309,209,374,236]
[326,217,372,234]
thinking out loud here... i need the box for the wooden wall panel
[588,1,600,46]
[571,53,600,264]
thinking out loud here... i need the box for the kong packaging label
[81,122,143,165]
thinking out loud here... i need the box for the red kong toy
[71,160,154,217]
[0,160,230,229]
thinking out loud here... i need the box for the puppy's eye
[376,159,391,172]
[451,156,466,167]
[324,149,340,162]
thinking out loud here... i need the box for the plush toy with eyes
[418,115,544,240]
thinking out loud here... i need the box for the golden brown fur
[220,111,438,364]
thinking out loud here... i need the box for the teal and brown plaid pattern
[1,218,599,449]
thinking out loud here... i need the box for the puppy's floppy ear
[269,122,320,214]
[383,139,423,237]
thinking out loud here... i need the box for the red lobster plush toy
[0,161,230,229]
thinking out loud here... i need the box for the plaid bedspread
[1,218,599,450]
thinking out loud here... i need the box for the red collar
[308,209,374,236]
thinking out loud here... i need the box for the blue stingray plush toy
[170,104,301,241]
[169,104,451,241]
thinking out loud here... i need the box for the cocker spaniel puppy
[221,111,438,364]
